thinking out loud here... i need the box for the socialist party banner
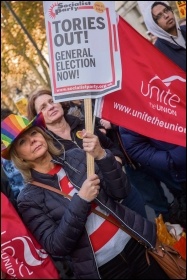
[95,16,186,147]
[43,1,122,101]
[1,193,59,279]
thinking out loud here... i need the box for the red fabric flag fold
[100,16,186,147]
[1,193,59,279]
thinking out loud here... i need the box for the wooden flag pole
[84,98,95,177]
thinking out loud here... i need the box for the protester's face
[152,5,176,32]
[34,94,64,125]
[14,127,48,162]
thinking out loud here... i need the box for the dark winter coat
[154,25,186,71]
[17,148,156,279]
[119,127,186,183]
[46,114,125,164]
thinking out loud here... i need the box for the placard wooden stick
[84,98,95,177]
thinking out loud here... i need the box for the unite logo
[1,231,48,278]
[140,75,186,108]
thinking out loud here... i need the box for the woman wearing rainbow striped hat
[1,113,169,279]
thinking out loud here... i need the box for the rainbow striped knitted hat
[1,112,45,159]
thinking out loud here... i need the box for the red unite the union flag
[1,193,59,279]
[100,16,186,147]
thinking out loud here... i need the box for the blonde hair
[10,127,64,182]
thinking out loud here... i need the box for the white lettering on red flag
[1,193,59,279]
[96,16,186,147]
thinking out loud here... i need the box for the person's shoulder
[180,24,186,30]
[119,127,140,136]
[17,182,45,205]
[154,37,165,47]
[65,114,84,128]
[154,37,173,53]
[180,24,186,34]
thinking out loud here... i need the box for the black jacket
[155,25,186,72]
[119,127,186,183]
[17,148,156,279]
[46,114,125,164]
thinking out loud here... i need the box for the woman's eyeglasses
[153,7,172,22]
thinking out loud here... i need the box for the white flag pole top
[43,1,121,102]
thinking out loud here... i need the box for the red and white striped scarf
[49,165,131,266]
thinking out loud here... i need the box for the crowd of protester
[1,1,186,279]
